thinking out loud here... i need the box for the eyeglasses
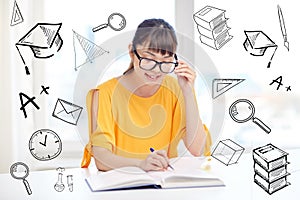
[133,49,178,74]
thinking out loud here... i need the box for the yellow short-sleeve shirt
[81,75,211,168]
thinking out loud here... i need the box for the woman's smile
[144,72,162,81]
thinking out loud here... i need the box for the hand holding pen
[150,148,174,170]
[139,148,174,171]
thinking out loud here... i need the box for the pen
[150,148,174,170]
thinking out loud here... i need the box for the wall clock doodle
[28,129,62,161]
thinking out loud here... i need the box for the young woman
[81,19,211,171]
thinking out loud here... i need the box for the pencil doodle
[28,129,62,161]
[10,162,32,195]
[253,144,290,195]
[193,6,233,50]
[73,30,109,71]
[16,23,63,75]
[269,76,291,92]
[52,98,83,125]
[10,0,24,26]
[229,99,271,134]
[92,13,126,32]
[212,78,245,99]
[40,85,50,95]
[277,5,289,51]
[19,92,40,118]
[243,30,278,68]
[211,139,244,166]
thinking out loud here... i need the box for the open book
[85,158,224,191]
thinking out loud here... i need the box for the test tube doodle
[67,175,73,192]
[54,167,65,192]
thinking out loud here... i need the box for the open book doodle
[85,158,224,191]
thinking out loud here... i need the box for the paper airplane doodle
[73,30,109,71]
[243,30,278,68]
[15,23,63,75]
[212,78,245,99]
[10,0,24,26]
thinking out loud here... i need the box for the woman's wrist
[182,86,194,97]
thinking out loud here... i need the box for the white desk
[1,149,300,200]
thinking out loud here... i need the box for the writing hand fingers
[141,150,170,171]
[153,150,169,168]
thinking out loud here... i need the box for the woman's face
[131,45,176,85]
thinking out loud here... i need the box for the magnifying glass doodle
[229,99,271,133]
[92,13,126,32]
[10,162,32,195]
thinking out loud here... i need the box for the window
[42,0,176,169]
[193,0,300,151]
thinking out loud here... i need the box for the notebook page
[86,166,157,191]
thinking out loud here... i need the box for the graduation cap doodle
[15,23,63,75]
[243,30,278,68]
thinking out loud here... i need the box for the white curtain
[0,0,45,173]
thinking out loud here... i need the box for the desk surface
[1,149,300,200]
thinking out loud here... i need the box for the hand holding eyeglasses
[174,60,196,92]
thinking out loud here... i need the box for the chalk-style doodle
[211,139,244,166]
[10,162,32,195]
[28,129,62,161]
[52,98,83,125]
[253,144,290,194]
[243,30,278,68]
[10,0,24,26]
[285,86,291,91]
[16,23,63,75]
[269,76,283,90]
[73,30,109,71]
[40,85,50,95]
[269,76,291,92]
[193,6,233,50]
[92,13,126,32]
[67,175,74,192]
[212,78,245,99]
[54,167,65,192]
[278,5,289,51]
[19,92,40,118]
[229,99,271,133]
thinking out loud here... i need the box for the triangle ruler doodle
[73,30,109,71]
[212,78,245,99]
[10,1,24,26]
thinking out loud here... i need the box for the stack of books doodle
[193,5,232,50]
[253,144,290,194]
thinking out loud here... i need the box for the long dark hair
[123,19,178,74]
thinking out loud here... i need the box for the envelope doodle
[52,99,83,125]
